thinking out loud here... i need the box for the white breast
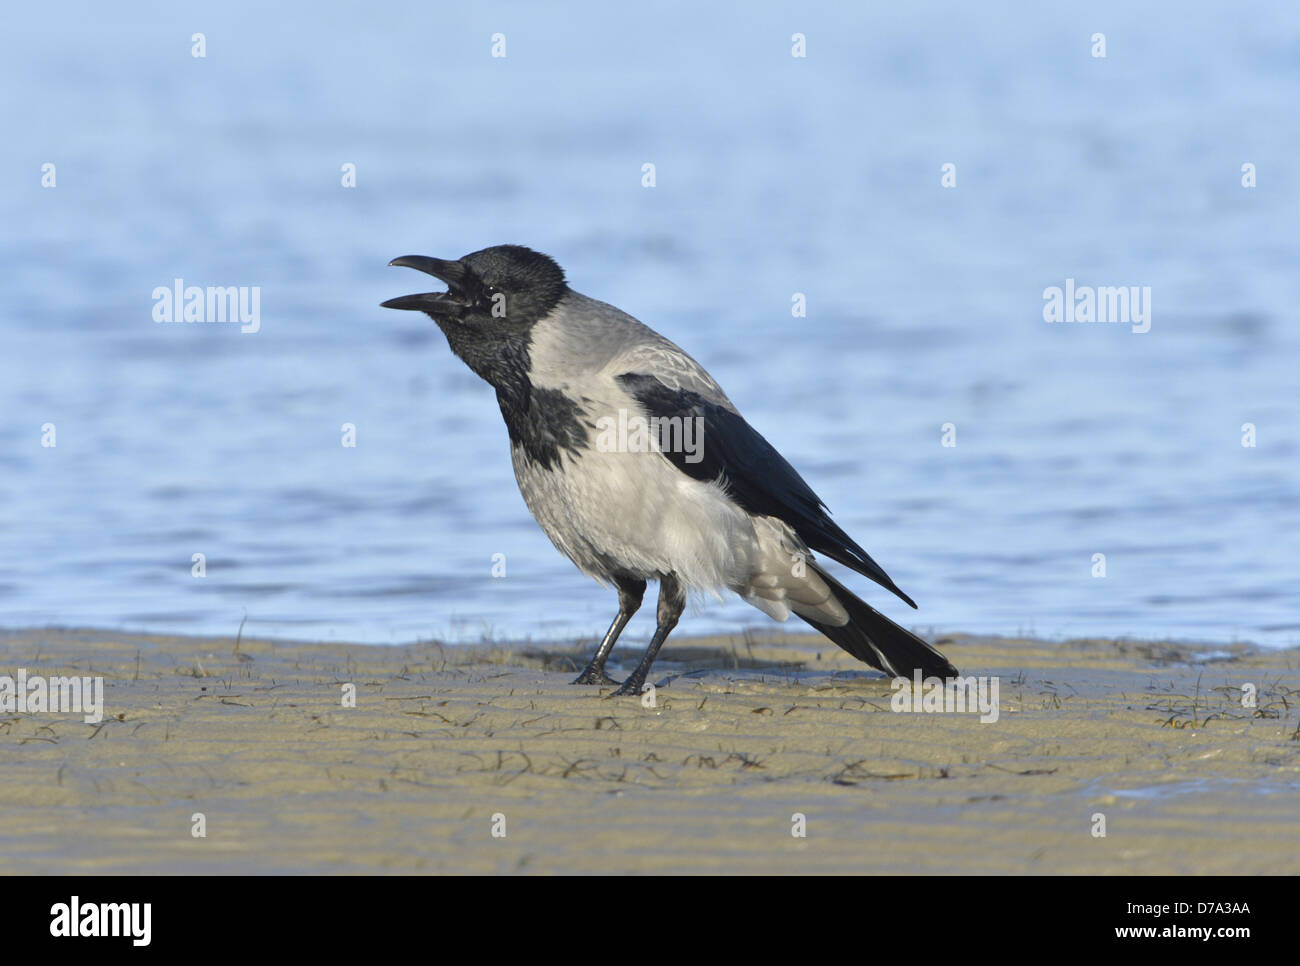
[511,437,760,594]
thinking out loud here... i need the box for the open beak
[381,255,478,314]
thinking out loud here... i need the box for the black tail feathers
[799,565,957,679]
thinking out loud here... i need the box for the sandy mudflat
[0,627,1297,874]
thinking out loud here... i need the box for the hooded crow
[382,245,957,695]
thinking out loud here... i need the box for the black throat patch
[463,336,587,471]
[430,305,588,471]
[497,381,590,471]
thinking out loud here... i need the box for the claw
[610,675,647,698]
[571,666,619,686]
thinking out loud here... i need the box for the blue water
[2,1,1297,649]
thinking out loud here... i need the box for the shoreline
[1,627,1297,874]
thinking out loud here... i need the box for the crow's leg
[572,576,646,685]
[611,573,685,697]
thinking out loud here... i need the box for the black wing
[616,372,917,609]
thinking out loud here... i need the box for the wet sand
[1,627,1297,874]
